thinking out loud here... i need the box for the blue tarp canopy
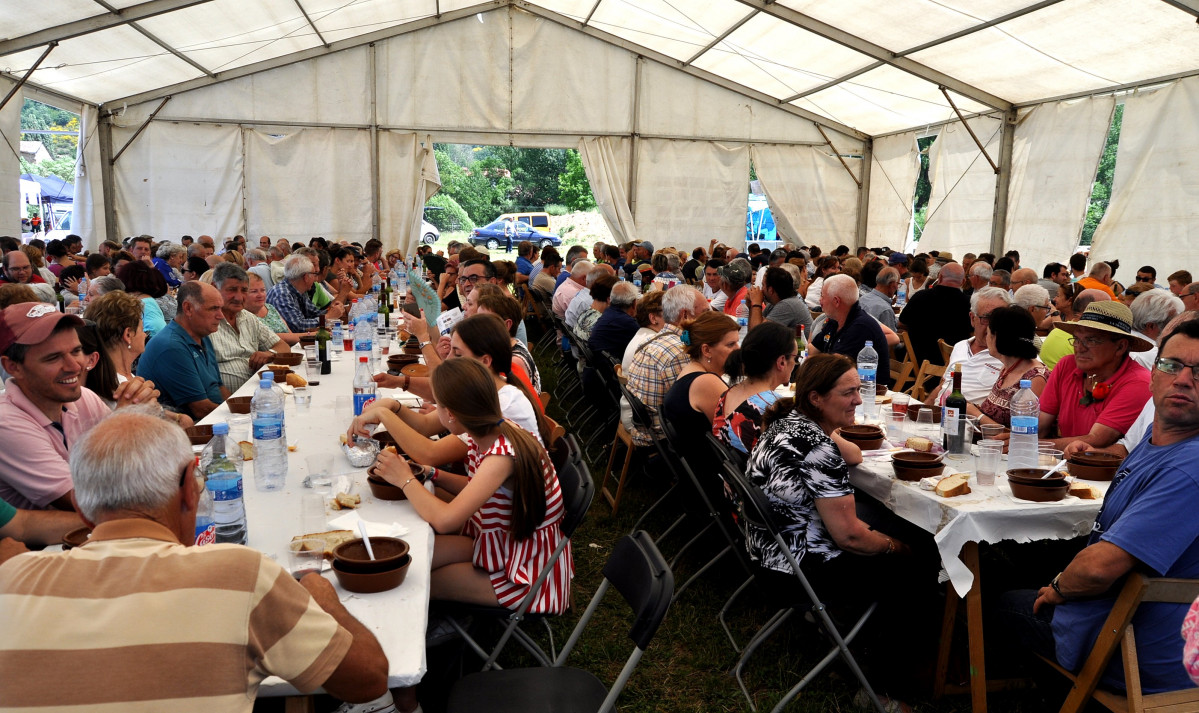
[20,173,74,204]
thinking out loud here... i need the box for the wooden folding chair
[937,338,954,365]
[890,331,918,394]
[1038,573,1199,713]
[907,360,945,402]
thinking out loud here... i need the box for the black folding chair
[442,456,595,670]
[715,450,890,713]
[446,531,674,713]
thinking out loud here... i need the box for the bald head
[1011,268,1038,290]
[1075,288,1111,315]
[938,263,965,287]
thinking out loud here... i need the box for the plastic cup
[976,440,1003,486]
[980,424,1005,440]
[303,345,318,363]
[293,387,312,410]
[886,411,907,443]
[916,408,936,439]
[304,360,322,386]
[1038,448,1064,467]
[287,537,325,580]
[226,415,251,444]
[890,392,910,417]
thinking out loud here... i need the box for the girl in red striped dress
[374,358,573,613]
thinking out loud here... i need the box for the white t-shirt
[805,276,825,309]
[621,327,659,376]
[1117,399,1154,452]
[498,384,543,446]
[946,337,1003,405]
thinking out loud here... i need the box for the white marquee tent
[2,0,1198,274]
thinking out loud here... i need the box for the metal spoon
[358,521,376,560]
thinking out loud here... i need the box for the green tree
[1080,104,1123,246]
[425,193,474,232]
[557,149,595,211]
[20,155,75,183]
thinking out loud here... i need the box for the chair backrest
[937,338,954,364]
[555,458,595,539]
[908,360,945,401]
[602,531,675,651]
[616,375,656,433]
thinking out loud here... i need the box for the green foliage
[424,193,474,232]
[1080,104,1123,246]
[557,149,596,211]
[20,100,79,160]
[434,147,514,225]
[544,203,569,216]
[20,155,76,183]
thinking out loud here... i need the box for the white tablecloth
[851,451,1107,598]
[200,345,433,694]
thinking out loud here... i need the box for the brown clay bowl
[226,396,252,414]
[907,402,941,423]
[1009,479,1069,502]
[891,450,945,481]
[402,344,422,355]
[184,424,214,446]
[259,366,293,380]
[331,555,410,593]
[387,354,421,369]
[1066,451,1123,481]
[876,383,889,396]
[299,335,317,347]
[333,537,410,574]
[841,425,885,439]
[61,526,92,550]
[367,473,408,501]
[1006,468,1066,486]
[400,363,429,378]
[270,352,304,366]
[840,429,884,450]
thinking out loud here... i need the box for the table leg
[933,582,960,698]
[963,541,987,713]
[284,695,315,713]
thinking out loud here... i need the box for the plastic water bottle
[204,423,246,544]
[78,277,88,310]
[331,319,344,352]
[633,274,642,292]
[353,317,374,366]
[1009,379,1040,469]
[193,457,216,546]
[896,281,907,307]
[251,377,288,491]
[394,264,409,298]
[353,356,377,415]
[857,341,878,420]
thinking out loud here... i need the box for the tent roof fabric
[2,0,1198,137]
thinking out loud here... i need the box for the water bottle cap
[259,378,272,388]
[213,422,229,434]
[262,371,275,381]
[360,356,368,362]
[865,341,873,347]
[1020,379,1032,388]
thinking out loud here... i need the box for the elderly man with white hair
[810,274,891,386]
[266,254,346,331]
[1129,289,1185,370]
[245,248,274,289]
[553,259,592,319]
[565,263,613,329]
[0,408,392,712]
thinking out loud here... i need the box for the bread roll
[285,373,307,388]
[906,436,935,452]
[1068,482,1100,500]
[935,473,971,498]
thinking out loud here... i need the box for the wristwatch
[1051,572,1068,600]
[418,340,433,350]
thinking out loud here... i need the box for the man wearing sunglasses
[1002,317,1199,697]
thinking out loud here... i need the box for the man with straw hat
[1037,301,1153,450]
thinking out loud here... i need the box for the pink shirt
[1039,354,1150,439]
[552,278,584,319]
[0,381,112,509]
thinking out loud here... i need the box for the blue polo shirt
[137,321,224,410]
[1052,428,1199,693]
[516,256,533,276]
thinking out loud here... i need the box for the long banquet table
[199,344,433,698]
[851,444,1108,713]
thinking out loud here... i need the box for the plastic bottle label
[858,367,876,380]
[252,420,283,440]
[1010,415,1038,435]
[194,521,216,546]
[354,393,376,415]
[208,479,242,501]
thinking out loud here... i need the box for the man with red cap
[0,303,157,510]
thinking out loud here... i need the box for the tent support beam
[895,0,1069,57]
[783,61,883,103]
[369,44,379,243]
[514,1,868,142]
[814,125,860,188]
[730,0,1012,112]
[990,109,1016,257]
[2,74,95,110]
[1014,66,1199,107]
[292,0,331,48]
[90,0,215,78]
[98,115,118,244]
[111,97,171,164]
[0,43,56,114]
[856,138,872,248]
[683,10,758,67]
[0,0,215,58]
[628,57,643,222]
[581,0,602,27]
[940,86,999,174]
[1158,0,1199,17]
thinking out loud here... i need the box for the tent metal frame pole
[856,138,872,248]
[89,0,215,78]
[628,57,642,223]
[110,96,171,164]
[940,86,999,174]
[0,0,215,58]
[814,124,861,188]
[1158,0,1199,17]
[369,43,380,244]
[683,10,758,67]
[990,109,1016,257]
[98,115,118,244]
[292,0,331,48]
[0,43,56,113]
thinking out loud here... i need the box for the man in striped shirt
[0,409,390,712]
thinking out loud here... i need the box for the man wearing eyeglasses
[1003,317,1199,697]
[266,254,346,332]
[1181,282,1199,313]
[1037,301,1152,451]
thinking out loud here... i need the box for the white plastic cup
[976,440,1003,486]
